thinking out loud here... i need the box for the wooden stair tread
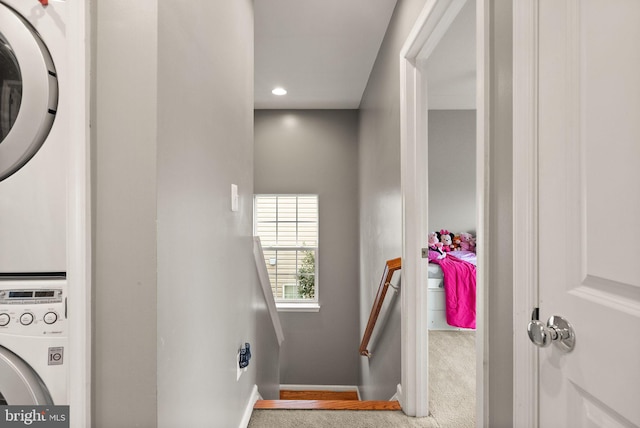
[254,400,402,410]
[279,390,359,401]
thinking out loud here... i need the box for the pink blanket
[431,254,476,329]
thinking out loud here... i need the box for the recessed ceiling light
[272,87,287,96]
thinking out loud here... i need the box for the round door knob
[527,320,553,347]
[528,314,575,352]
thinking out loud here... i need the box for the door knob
[527,313,575,352]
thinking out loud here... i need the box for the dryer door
[0,2,58,182]
[0,345,53,405]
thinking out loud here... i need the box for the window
[254,195,318,309]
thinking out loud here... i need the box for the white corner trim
[276,302,320,312]
[394,384,404,406]
[512,1,540,427]
[400,0,467,60]
[67,1,91,427]
[239,385,262,428]
[476,1,490,426]
[253,237,285,346]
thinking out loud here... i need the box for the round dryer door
[0,2,58,182]
[0,345,53,405]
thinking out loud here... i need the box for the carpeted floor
[248,410,439,427]
[428,330,476,427]
[249,331,475,428]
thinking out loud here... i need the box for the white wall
[428,110,476,234]
[254,110,360,386]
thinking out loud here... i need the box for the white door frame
[512,1,539,427]
[67,2,91,427]
[399,0,484,419]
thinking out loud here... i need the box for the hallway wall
[156,1,278,427]
[93,2,280,427]
[357,0,429,401]
[254,109,360,386]
[92,1,158,426]
[358,4,514,426]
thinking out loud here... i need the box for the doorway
[399,0,483,421]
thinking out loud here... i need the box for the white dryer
[0,0,68,274]
[0,278,67,405]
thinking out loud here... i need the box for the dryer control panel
[0,281,66,337]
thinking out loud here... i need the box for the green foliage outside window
[297,251,315,299]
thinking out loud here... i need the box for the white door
[534,1,640,426]
[0,346,53,404]
[0,2,58,182]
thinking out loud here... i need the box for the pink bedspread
[431,254,476,329]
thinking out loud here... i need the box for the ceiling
[254,0,475,110]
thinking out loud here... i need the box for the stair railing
[359,257,402,357]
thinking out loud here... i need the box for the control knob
[20,313,34,326]
[44,312,58,324]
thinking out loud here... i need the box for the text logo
[0,406,68,427]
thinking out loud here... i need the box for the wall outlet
[236,350,247,381]
[236,342,251,381]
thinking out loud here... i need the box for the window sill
[276,302,321,312]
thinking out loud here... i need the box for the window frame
[253,194,320,312]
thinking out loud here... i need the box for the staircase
[255,390,402,411]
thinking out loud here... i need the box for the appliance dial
[0,313,9,326]
[43,311,58,324]
[20,312,34,326]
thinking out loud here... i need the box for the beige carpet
[428,330,476,428]
[248,410,438,427]
[249,331,475,428]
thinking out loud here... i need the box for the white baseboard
[239,385,262,428]
[394,384,404,404]
[280,384,361,400]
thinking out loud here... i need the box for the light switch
[231,184,239,212]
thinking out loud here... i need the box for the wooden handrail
[359,257,402,357]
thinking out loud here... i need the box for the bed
[427,250,477,331]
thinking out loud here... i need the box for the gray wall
[156,1,279,427]
[358,3,514,425]
[254,110,360,386]
[428,110,476,234]
[93,1,280,427]
[358,0,428,401]
[92,1,158,426]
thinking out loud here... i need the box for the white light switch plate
[231,184,239,212]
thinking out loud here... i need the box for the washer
[0,278,67,405]
[0,0,68,273]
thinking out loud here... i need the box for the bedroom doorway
[399,0,482,421]
[423,1,477,424]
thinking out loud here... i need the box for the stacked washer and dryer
[0,0,69,406]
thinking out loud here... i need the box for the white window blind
[254,195,318,303]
